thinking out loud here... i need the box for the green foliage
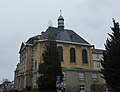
[90,84,105,92]
[37,38,63,91]
[100,19,120,92]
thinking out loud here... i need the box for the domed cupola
[58,10,64,29]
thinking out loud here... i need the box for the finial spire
[60,10,62,15]
[58,10,64,29]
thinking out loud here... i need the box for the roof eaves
[56,40,93,47]
[36,39,94,47]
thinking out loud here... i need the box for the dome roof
[58,15,64,20]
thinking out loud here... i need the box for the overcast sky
[0,0,120,83]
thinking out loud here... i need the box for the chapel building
[14,13,105,92]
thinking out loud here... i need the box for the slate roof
[26,35,41,44]
[26,27,90,45]
[92,49,104,54]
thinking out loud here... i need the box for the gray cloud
[0,0,120,82]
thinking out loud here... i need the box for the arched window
[58,46,63,62]
[70,48,76,63]
[82,49,88,63]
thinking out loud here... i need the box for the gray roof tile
[26,27,90,45]
[42,27,90,44]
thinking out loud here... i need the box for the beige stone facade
[62,67,105,92]
[92,49,104,70]
[14,43,33,90]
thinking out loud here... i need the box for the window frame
[92,73,98,81]
[79,73,85,80]
[82,49,88,64]
[58,46,63,62]
[70,48,76,63]
[62,72,66,80]
[79,85,85,92]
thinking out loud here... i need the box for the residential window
[62,72,66,80]
[70,48,76,63]
[58,46,63,62]
[80,85,85,92]
[35,61,37,71]
[92,73,98,81]
[31,58,33,61]
[62,83,67,91]
[79,73,85,80]
[70,35,75,41]
[31,61,34,71]
[82,49,88,63]
[96,54,99,59]
[97,61,100,68]
[32,48,34,57]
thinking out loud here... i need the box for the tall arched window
[70,48,76,63]
[82,49,88,63]
[58,46,63,62]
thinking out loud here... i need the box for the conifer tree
[37,34,63,92]
[101,19,120,92]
